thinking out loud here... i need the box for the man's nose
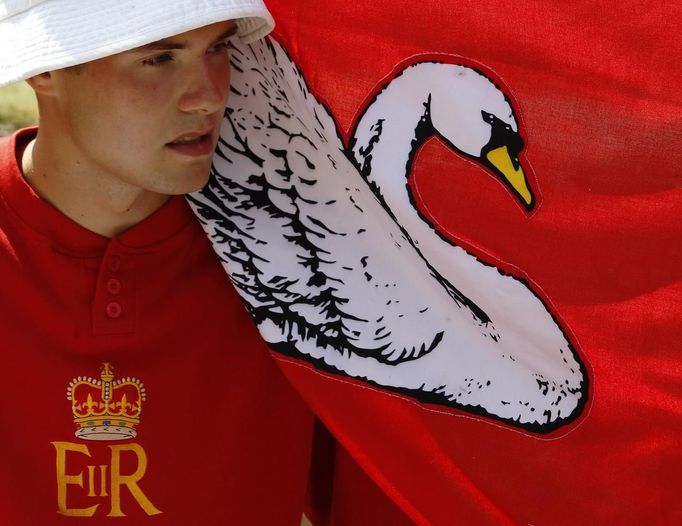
[178,59,229,114]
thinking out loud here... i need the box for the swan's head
[428,64,534,209]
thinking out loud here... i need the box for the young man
[0,1,313,523]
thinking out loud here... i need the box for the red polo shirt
[0,128,313,525]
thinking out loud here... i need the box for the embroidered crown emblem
[67,363,146,441]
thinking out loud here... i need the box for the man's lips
[165,129,216,157]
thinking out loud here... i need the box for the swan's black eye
[481,111,517,139]
[481,111,495,124]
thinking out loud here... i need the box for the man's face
[46,21,236,196]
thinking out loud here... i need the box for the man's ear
[25,71,57,96]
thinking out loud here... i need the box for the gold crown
[66,363,146,441]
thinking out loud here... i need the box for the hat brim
[0,0,274,87]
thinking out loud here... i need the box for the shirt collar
[0,127,196,256]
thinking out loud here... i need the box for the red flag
[190,1,681,523]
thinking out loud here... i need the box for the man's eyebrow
[132,25,238,52]
[134,39,187,52]
[212,26,238,43]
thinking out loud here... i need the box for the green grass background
[0,82,38,136]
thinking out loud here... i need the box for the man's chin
[176,170,212,195]
[149,166,211,196]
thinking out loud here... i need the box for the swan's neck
[350,71,434,181]
[348,67,494,327]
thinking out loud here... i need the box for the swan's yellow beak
[486,146,534,209]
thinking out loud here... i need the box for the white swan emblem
[188,37,588,433]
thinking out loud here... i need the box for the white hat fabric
[0,0,275,87]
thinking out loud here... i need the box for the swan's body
[189,37,587,432]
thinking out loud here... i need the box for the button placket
[104,254,123,320]
[104,253,123,319]
[93,246,134,335]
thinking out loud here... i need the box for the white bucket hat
[0,0,275,87]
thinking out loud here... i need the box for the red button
[105,301,122,319]
[106,278,122,295]
[108,256,122,272]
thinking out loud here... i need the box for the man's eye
[143,53,173,67]
[208,41,231,54]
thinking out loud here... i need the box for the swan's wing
[190,38,336,316]
[189,37,492,364]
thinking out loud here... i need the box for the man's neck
[21,133,169,238]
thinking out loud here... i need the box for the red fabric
[0,129,313,525]
[265,2,682,524]
[305,420,415,526]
